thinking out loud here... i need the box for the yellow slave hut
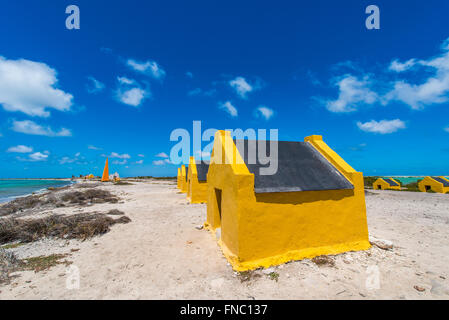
[205,131,370,271]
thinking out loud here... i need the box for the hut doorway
[215,188,223,223]
[377,185,382,190]
[425,185,431,192]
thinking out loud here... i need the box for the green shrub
[364,176,380,187]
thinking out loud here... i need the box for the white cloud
[126,59,166,79]
[322,38,449,112]
[219,101,238,117]
[29,152,49,162]
[229,77,254,99]
[138,154,145,157]
[186,72,193,78]
[59,156,75,164]
[357,119,406,134]
[256,106,274,120]
[135,160,144,164]
[188,88,202,96]
[117,87,148,107]
[115,77,149,107]
[153,160,165,166]
[444,126,449,133]
[109,152,131,159]
[388,59,416,72]
[112,159,127,165]
[153,159,172,166]
[75,152,81,157]
[7,145,33,153]
[0,56,73,117]
[385,37,449,109]
[385,42,449,109]
[12,120,72,137]
[155,152,169,158]
[88,145,101,150]
[325,75,378,113]
[86,76,105,93]
[117,76,135,85]
[188,87,216,97]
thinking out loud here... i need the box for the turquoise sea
[382,177,449,185]
[0,179,73,203]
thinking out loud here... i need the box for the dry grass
[21,254,71,273]
[0,248,21,284]
[114,181,133,186]
[0,194,51,217]
[0,213,131,244]
[1,243,25,250]
[268,272,280,282]
[106,209,125,216]
[312,255,335,267]
[0,189,120,217]
[61,189,119,205]
[237,270,262,283]
[75,183,100,189]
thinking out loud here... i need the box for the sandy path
[1,182,449,299]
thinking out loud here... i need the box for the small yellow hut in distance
[418,176,449,194]
[372,178,401,190]
[187,157,209,204]
[205,131,370,271]
[180,165,188,193]
[177,168,182,190]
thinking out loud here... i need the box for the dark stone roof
[196,163,209,182]
[234,140,353,193]
[432,177,449,187]
[383,178,399,186]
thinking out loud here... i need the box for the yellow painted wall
[180,165,188,193]
[187,157,193,199]
[206,131,370,271]
[177,168,182,190]
[418,176,449,194]
[372,178,401,190]
[187,157,209,203]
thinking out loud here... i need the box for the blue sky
[0,0,449,178]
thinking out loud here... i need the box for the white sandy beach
[1,180,449,300]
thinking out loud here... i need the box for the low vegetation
[0,212,131,244]
[113,181,133,186]
[268,271,280,282]
[237,270,261,283]
[75,183,100,189]
[61,189,119,205]
[1,249,73,284]
[0,248,21,284]
[0,189,120,217]
[402,180,422,192]
[363,176,380,187]
[1,243,25,250]
[312,255,335,267]
[21,254,71,273]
